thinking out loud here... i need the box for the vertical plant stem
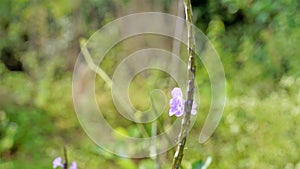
[151,120,161,169]
[63,146,68,169]
[171,0,196,168]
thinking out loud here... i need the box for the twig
[80,41,113,88]
[171,0,196,168]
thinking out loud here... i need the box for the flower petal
[171,87,183,97]
[169,95,185,117]
[69,161,78,169]
[53,157,63,169]
[169,109,176,116]
[175,110,183,117]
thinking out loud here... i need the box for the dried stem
[171,0,196,168]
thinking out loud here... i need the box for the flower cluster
[53,157,78,169]
[169,87,197,117]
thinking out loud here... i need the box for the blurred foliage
[0,0,300,169]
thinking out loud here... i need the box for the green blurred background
[0,0,300,168]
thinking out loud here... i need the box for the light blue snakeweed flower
[53,157,64,168]
[53,157,78,169]
[169,87,197,117]
[69,162,78,169]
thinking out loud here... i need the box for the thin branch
[80,41,151,138]
[171,0,196,168]
[80,43,113,88]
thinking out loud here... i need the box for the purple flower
[69,161,78,169]
[53,157,78,169]
[53,157,63,168]
[169,87,197,117]
[191,101,197,115]
[169,88,185,117]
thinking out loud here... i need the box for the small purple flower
[53,157,78,169]
[53,157,63,168]
[69,161,78,169]
[169,87,197,117]
[169,88,185,117]
[191,101,197,115]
